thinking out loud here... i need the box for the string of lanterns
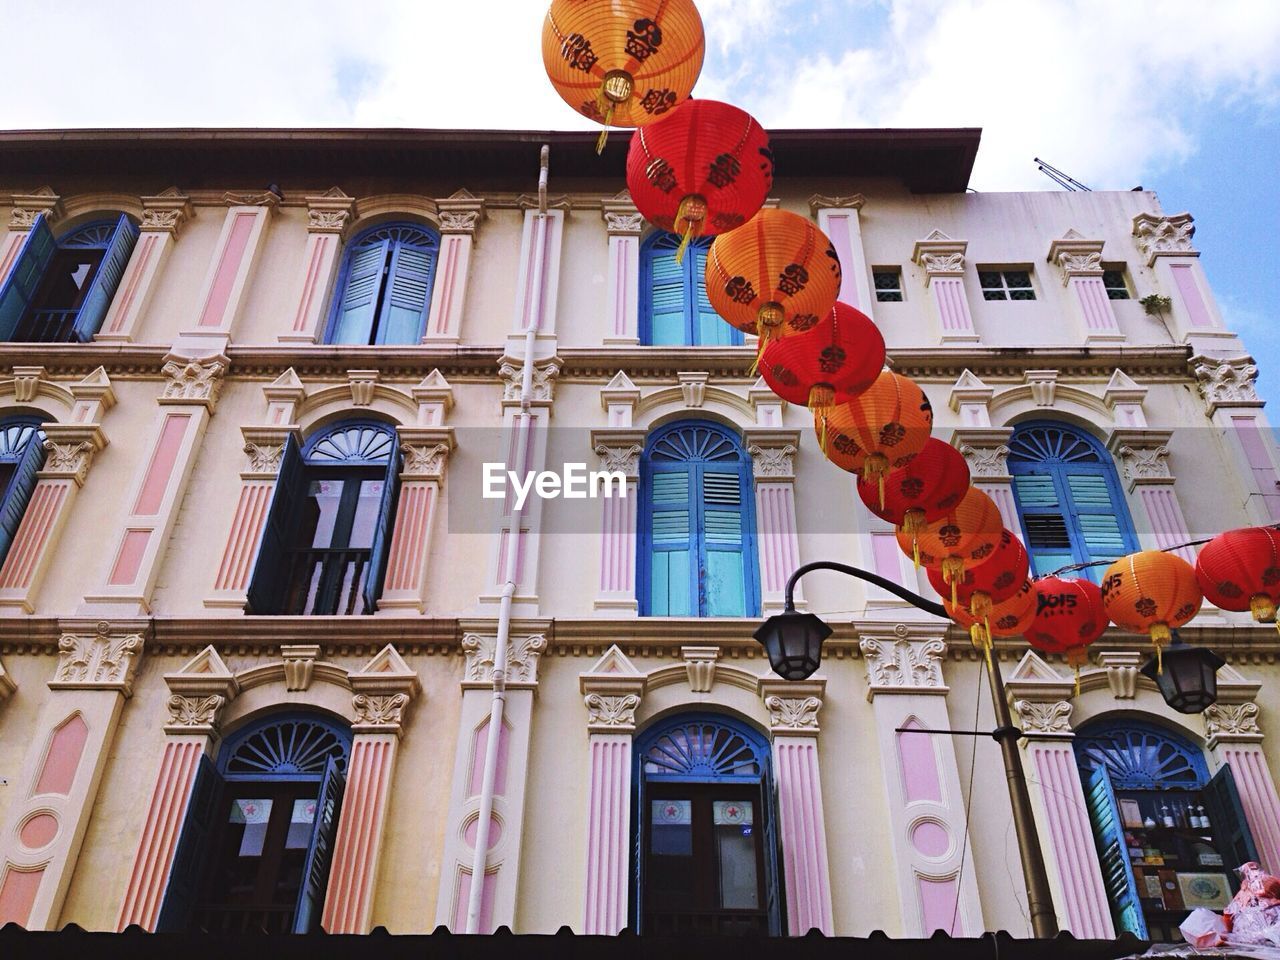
[542,0,1280,706]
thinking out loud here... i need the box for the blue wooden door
[1083,764,1146,938]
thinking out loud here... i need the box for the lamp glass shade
[1140,644,1225,714]
[754,610,832,681]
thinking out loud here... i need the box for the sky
[1,0,1277,397]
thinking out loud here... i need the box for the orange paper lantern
[926,529,1028,615]
[705,209,842,350]
[1195,526,1280,625]
[946,578,1035,655]
[898,487,1003,586]
[823,371,933,494]
[543,0,705,149]
[1101,551,1203,666]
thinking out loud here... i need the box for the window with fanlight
[247,420,401,616]
[641,232,742,346]
[633,713,782,936]
[159,713,350,934]
[326,222,439,345]
[0,417,46,573]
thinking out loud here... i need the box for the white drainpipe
[465,144,550,935]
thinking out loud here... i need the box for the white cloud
[0,0,1276,192]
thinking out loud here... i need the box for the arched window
[633,713,782,935]
[641,233,742,346]
[160,712,350,934]
[0,214,138,343]
[247,420,400,616]
[0,417,46,570]
[639,420,759,617]
[1008,421,1138,581]
[326,222,439,345]
[1074,719,1257,941]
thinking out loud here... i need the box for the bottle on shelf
[1161,803,1176,828]
[1144,815,1157,829]
[1197,805,1210,830]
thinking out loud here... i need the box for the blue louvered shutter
[330,240,388,344]
[376,239,435,344]
[293,756,346,933]
[361,434,401,614]
[693,245,738,346]
[700,469,748,617]
[157,755,224,932]
[1203,764,1260,882]
[0,430,46,569]
[763,776,786,935]
[647,467,694,615]
[647,245,688,345]
[1012,474,1075,576]
[1066,472,1132,582]
[1083,765,1146,938]
[72,214,138,342]
[247,435,304,615]
[0,214,56,340]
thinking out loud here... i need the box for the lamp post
[755,561,1061,940]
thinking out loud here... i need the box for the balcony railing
[644,909,769,937]
[282,547,371,615]
[16,308,79,343]
[193,905,294,935]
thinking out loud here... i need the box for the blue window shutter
[692,245,740,346]
[361,434,401,614]
[293,756,346,933]
[647,244,688,345]
[763,776,786,935]
[0,430,46,569]
[646,466,694,615]
[1203,763,1260,881]
[71,213,138,342]
[247,435,304,615]
[156,754,224,932]
[0,214,56,340]
[1083,764,1146,938]
[1066,472,1132,577]
[329,240,389,344]
[376,240,436,344]
[701,469,747,617]
[1011,474,1075,576]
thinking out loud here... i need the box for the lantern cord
[1043,523,1280,578]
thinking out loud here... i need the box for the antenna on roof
[1034,158,1092,192]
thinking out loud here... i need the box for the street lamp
[1141,631,1225,714]
[757,560,1059,939]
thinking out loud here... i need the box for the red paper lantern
[627,99,772,255]
[761,301,885,421]
[1026,576,1108,669]
[927,529,1028,615]
[897,487,1004,586]
[1195,526,1280,625]
[857,438,970,536]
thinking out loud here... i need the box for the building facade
[0,128,1277,941]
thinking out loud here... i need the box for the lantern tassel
[1251,594,1277,623]
[912,537,920,570]
[595,103,616,156]
[675,218,695,264]
[951,578,958,608]
[809,386,835,456]
[1150,622,1171,675]
[971,622,993,670]
[1066,647,1089,698]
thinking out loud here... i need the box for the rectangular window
[873,268,904,302]
[1102,265,1131,300]
[978,268,1036,301]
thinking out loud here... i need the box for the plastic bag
[1180,907,1227,949]
[1225,862,1280,947]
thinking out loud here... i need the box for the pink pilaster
[1231,415,1280,522]
[932,278,977,339]
[914,231,976,343]
[212,481,274,591]
[0,231,27,287]
[1139,487,1196,561]
[592,429,643,613]
[425,194,485,342]
[378,427,452,613]
[115,737,205,930]
[279,190,354,343]
[1070,276,1123,340]
[98,191,194,342]
[601,199,642,343]
[976,482,1020,537]
[1215,745,1280,874]
[774,736,834,934]
[582,734,633,934]
[322,735,398,932]
[745,431,802,613]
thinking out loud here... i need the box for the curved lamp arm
[783,560,947,618]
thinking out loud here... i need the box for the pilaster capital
[162,647,237,736]
[9,187,62,230]
[580,644,645,733]
[1013,699,1074,736]
[304,187,357,237]
[160,352,228,412]
[240,425,300,479]
[953,427,1014,480]
[591,428,646,479]
[744,428,802,480]
[40,423,108,487]
[583,691,642,732]
[758,677,825,734]
[398,426,455,480]
[912,230,968,280]
[223,189,281,211]
[140,188,195,237]
[1107,429,1175,487]
[601,192,644,237]
[349,644,421,736]
[1047,230,1106,283]
[1205,701,1263,747]
[50,621,145,695]
[462,631,547,690]
[1132,212,1197,266]
[808,194,866,217]
[437,188,486,235]
[857,621,950,700]
[1192,355,1262,414]
[499,357,561,407]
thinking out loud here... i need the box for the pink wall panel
[198,212,256,327]
[1170,263,1214,328]
[453,868,497,933]
[598,491,636,594]
[610,237,633,336]
[870,532,904,586]
[432,236,464,336]
[934,278,975,335]
[826,213,861,309]
[469,719,510,797]
[918,876,960,935]
[897,719,942,804]
[323,737,394,933]
[108,529,151,586]
[1231,417,1280,522]
[0,865,45,928]
[134,414,191,516]
[35,713,89,796]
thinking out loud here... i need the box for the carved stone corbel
[499,357,561,407]
[744,428,802,481]
[682,646,719,693]
[759,677,825,734]
[160,352,228,412]
[1132,212,1197,266]
[601,192,643,237]
[912,230,967,282]
[1192,355,1262,414]
[349,644,421,736]
[40,423,108,487]
[858,623,949,700]
[1096,650,1144,699]
[1047,230,1105,284]
[9,187,62,229]
[437,189,486,236]
[163,645,240,736]
[1106,429,1175,489]
[304,187,357,238]
[281,644,321,692]
[462,632,548,689]
[580,644,645,734]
